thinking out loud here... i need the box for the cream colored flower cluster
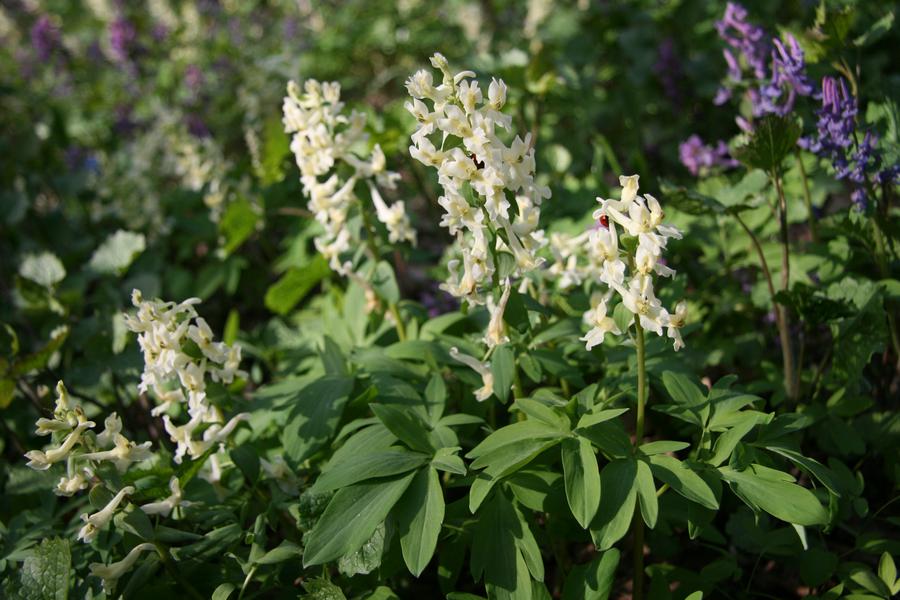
[283,79,415,274]
[578,175,687,351]
[405,53,550,302]
[124,289,248,463]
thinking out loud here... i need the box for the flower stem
[794,150,818,243]
[632,315,647,600]
[773,173,799,400]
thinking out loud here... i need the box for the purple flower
[715,3,769,81]
[30,15,61,62]
[756,34,815,117]
[108,17,137,62]
[679,135,738,176]
[186,114,210,138]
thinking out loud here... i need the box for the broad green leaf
[516,398,570,430]
[370,404,435,454]
[89,230,146,275]
[424,373,447,423]
[255,541,301,565]
[661,371,706,407]
[732,115,802,173]
[311,449,428,493]
[576,408,629,429]
[468,436,563,513]
[590,459,638,550]
[576,419,633,458]
[719,465,829,526]
[491,345,515,403]
[468,421,566,461]
[648,454,719,510]
[300,578,347,600]
[212,583,236,600]
[432,447,467,475]
[764,444,842,495]
[303,472,415,566]
[371,261,400,304]
[265,256,330,315]
[338,523,386,576]
[282,376,354,468]
[562,437,601,528]
[636,459,658,529]
[878,552,899,594]
[709,412,763,467]
[562,549,620,600]
[11,537,71,600]
[472,491,539,600]
[396,468,445,577]
[638,440,689,455]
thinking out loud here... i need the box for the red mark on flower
[599,214,609,228]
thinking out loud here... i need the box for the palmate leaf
[311,449,429,493]
[647,454,719,510]
[303,472,415,567]
[561,549,620,600]
[732,115,801,174]
[282,375,354,468]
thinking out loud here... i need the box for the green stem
[632,316,647,600]
[795,150,818,243]
[772,174,799,400]
[512,362,524,399]
[360,199,407,342]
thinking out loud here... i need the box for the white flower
[616,276,668,336]
[56,465,93,497]
[484,279,512,348]
[79,433,153,473]
[141,476,190,517]
[449,347,494,402]
[407,53,549,303]
[581,296,622,350]
[25,421,95,471]
[89,543,157,594]
[667,301,688,351]
[77,486,134,543]
[95,413,123,448]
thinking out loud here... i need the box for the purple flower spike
[679,135,739,176]
[31,15,62,62]
[716,3,770,81]
[757,34,815,117]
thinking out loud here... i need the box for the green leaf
[312,449,428,493]
[468,421,566,462]
[516,398,570,430]
[647,454,719,510]
[424,373,447,423]
[89,230,146,275]
[212,583,236,600]
[764,444,842,495]
[471,491,539,599]
[260,113,290,184]
[219,197,259,254]
[19,252,65,287]
[432,447,467,475]
[590,459,638,550]
[636,459,659,529]
[562,437,601,528]
[255,541,301,565]
[371,261,400,304]
[264,256,330,315]
[282,376,354,468]
[300,578,347,600]
[638,440,689,455]
[303,472,415,567]
[879,552,899,594]
[338,523,386,576]
[576,408,629,429]
[396,467,445,577]
[12,537,71,600]
[562,549,620,600]
[709,412,763,467]
[491,345,516,403]
[732,115,801,173]
[854,11,894,47]
[370,404,436,454]
[661,371,706,407]
[719,465,829,525]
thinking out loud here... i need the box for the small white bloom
[449,347,494,402]
[25,421,95,471]
[89,542,157,594]
[77,486,135,543]
[484,279,512,348]
[581,296,622,351]
[141,476,190,516]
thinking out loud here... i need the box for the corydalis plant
[406,52,550,303]
[283,79,414,275]
[581,175,687,352]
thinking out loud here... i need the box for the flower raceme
[579,175,687,352]
[406,53,550,303]
[282,79,415,275]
